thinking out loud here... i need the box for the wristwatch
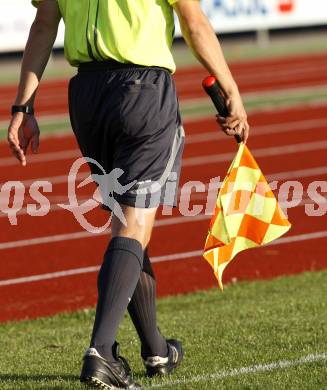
[11,105,34,115]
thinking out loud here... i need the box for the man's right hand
[7,113,40,166]
[217,92,250,143]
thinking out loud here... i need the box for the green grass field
[1,270,327,389]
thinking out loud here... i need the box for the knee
[112,230,149,250]
[111,205,157,249]
[111,216,149,249]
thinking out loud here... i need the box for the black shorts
[68,61,184,209]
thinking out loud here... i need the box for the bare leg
[111,204,158,249]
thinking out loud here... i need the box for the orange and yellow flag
[203,143,291,290]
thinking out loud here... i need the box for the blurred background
[1,1,327,389]
[1,0,327,322]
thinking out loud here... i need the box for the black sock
[90,237,143,362]
[128,248,168,358]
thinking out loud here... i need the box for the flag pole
[202,76,242,144]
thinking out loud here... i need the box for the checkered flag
[203,143,291,290]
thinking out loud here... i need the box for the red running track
[0,53,327,321]
[1,52,327,119]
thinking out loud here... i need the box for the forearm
[176,6,239,98]
[14,19,59,106]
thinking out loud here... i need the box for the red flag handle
[202,76,242,144]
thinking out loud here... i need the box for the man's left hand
[8,112,40,166]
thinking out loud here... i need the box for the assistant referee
[7,1,249,389]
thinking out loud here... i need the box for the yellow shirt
[32,0,178,72]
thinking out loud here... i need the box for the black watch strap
[11,105,34,115]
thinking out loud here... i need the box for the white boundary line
[183,140,327,167]
[175,59,327,77]
[0,149,81,167]
[187,117,327,144]
[180,84,327,101]
[179,60,327,81]
[0,113,70,129]
[147,352,327,388]
[0,266,100,287]
[0,230,326,287]
[266,165,327,181]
